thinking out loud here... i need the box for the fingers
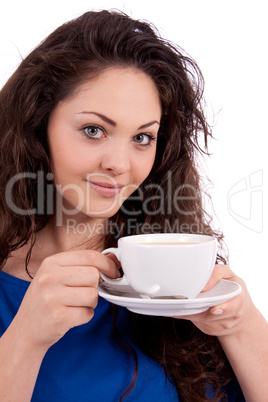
[44,250,101,266]
[60,266,100,287]
[174,264,253,337]
[41,250,120,281]
[202,264,236,292]
[210,288,245,317]
[174,290,247,337]
[18,249,118,349]
[67,307,95,328]
[61,286,99,308]
[209,304,231,318]
[176,288,243,321]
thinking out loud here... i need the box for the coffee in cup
[101,233,217,299]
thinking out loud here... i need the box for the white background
[0,0,267,319]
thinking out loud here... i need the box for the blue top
[0,271,244,401]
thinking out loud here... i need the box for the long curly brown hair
[0,10,236,401]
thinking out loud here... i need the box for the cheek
[134,154,155,184]
[144,149,157,174]
[51,143,98,180]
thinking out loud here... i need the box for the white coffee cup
[101,233,217,299]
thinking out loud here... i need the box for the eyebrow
[78,111,160,130]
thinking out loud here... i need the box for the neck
[38,215,107,254]
[2,215,107,281]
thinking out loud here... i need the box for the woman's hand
[12,250,119,351]
[174,264,253,337]
[174,265,268,400]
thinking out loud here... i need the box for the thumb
[201,264,234,292]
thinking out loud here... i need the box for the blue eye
[133,133,154,146]
[82,125,104,139]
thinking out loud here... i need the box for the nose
[101,140,131,175]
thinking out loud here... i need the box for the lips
[87,181,125,197]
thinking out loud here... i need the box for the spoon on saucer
[98,283,188,299]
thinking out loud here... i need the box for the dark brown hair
[0,10,235,401]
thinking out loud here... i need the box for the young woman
[0,10,267,401]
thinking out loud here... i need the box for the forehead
[60,67,162,118]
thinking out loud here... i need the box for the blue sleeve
[206,378,245,401]
[224,378,245,401]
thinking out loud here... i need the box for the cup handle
[101,247,130,287]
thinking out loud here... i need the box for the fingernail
[212,308,224,315]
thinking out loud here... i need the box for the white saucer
[98,279,242,316]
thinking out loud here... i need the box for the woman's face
[48,67,161,220]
